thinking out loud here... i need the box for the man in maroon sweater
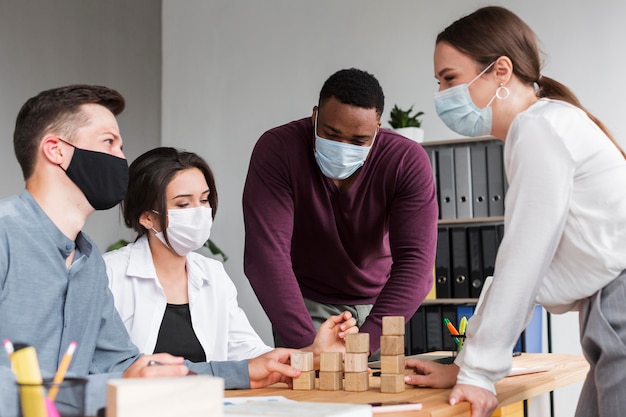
[243,68,438,355]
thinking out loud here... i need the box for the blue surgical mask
[313,114,376,180]
[434,61,501,137]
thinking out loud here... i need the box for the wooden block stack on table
[380,316,406,393]
[291,351,315,390]
[344,333,369,392]
[319,352,343,391]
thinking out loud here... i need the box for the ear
[311,106,318,126]
[138,210,157,231]
[41,135,69,166]
[494,56,514,85]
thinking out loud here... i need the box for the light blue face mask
[313,114,376,180]
[434,61,507,137]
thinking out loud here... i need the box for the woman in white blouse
[105,147,356,366]
[403,6,626,417]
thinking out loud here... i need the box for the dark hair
[122,147,218,244]
[318,68,385,118]
[438,6,625,158]
[13,84,126,180]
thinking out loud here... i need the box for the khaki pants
[273,298,379,359]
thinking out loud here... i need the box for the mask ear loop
[485,84,510,107]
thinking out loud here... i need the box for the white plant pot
[394,127,424,143]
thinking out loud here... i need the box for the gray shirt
[0,191,248,416]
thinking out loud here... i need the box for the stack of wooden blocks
[291,351,315,390]
[379,316,406,393]
[344,333,369,392]
[319,351,343,391]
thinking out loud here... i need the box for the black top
[153,303,206,363]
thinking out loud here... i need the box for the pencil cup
[17,377,87,417]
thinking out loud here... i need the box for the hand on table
[123,352,189,378]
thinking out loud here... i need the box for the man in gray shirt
[0,85,304,416]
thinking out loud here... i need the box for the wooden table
[225,353,589,417]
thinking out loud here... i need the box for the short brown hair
[13,84,125,179]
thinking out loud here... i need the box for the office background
[1,1,624,415]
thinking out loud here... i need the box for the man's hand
[307,311,358,356]
[248,348,301,389]
[449,384,499,417]
[123,353,189,378]
[403,359,458,388]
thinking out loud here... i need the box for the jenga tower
[291,351,315,390]
[344,333,369,392]
[319,352,343,391]
[379,316,406,393]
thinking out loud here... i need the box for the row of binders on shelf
[405,304,543,355]
[436,223,504,299]
[424,139,508,220]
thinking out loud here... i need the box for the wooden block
[344,353,368,373]
[345,333,369,353]
[319,371,343,391]
[382,316,405,336]
[107,375,223,417]
[380,354,405,374]
[380,373,405,393]
[380,335,404,355]
[292,370,316,390]
[291,351,314,371]
[344,371,369,392]
[320,352,343,372]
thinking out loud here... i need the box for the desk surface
[225,353,589,417]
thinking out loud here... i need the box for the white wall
[163,1,625,415]
[0,0,162,249]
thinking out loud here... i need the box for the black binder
[409,307,426,354]
[425,305,443,352]
[450,226,469,298]
[467,226,484,298]
[441,304,459,351]
[481,225,498,278]
[435,227,452,298]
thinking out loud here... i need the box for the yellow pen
[48,341,77,401]
[459,316,468,347]
[11,345,46,417]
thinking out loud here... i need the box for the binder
[450,226,469,298]
[523,305,543,353]
[425,305,443,352]
[427,148,438,197]
[467,226,484,298]
[441,304,459,351]
[486,142,505,216]
[481,225,498,278]
[437,146,456,219]
[454,145,473,219]
[404,321,411,355]
[470,144,489,218]
[456,304,475,324]
[409,307,426,354]
[435,227,451,298]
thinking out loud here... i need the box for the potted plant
[388,104,425,143]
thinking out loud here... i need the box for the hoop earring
[496,85,510,100]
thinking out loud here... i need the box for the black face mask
[62,144,129,210]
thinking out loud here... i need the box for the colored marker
[459,316,468,335]
[48,341,77,401]
[443,318,461,348]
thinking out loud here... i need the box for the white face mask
[313,113,376,180]
[153,206,213,256]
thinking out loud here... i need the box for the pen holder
[17,377,87,417]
